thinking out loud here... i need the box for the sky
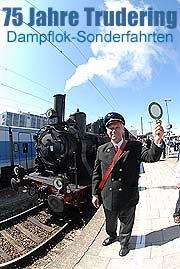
[0,0,180,135]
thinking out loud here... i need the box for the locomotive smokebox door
[47,194,64,213]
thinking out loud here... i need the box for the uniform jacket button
[119,188,122,191]
[112,178,114,181]
[119,168,122,172]
[118,178,121,181]
[109,187,112,191]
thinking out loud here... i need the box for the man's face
[106,121,124,144]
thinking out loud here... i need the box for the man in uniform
[92,112,164,256]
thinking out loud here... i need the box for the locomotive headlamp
[46,108,56,118]
[14,165,25,178]
[53,177,63,190]
[14,166,20,176]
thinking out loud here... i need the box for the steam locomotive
[11,94,109,213]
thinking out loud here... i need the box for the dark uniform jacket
[92,140,162,211]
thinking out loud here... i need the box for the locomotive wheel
[48,194,64,213]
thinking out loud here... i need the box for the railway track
[0,203,73,269]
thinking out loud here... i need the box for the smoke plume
[64,0,171,93]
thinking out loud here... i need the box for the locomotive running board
[26,172,55,186]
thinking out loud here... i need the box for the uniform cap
[103,112,125,127]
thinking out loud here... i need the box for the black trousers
[174,190,180,216]
[103,206,136,246]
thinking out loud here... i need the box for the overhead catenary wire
[24,0,89,62]
[0,66,88,114]
[0,98,45,115]
[0,5,116,111]
[0,96,47,110]
[0,64,91,115]
[0,82,52,104]
[23,0,119,110]
[0,95,75,114]
[0,66,54,94]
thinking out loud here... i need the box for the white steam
[64,0,170,93]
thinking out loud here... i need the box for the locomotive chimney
[54,94,66,125]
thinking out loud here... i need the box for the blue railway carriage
[0,125,38,185]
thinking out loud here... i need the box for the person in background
[173,160,180,223]
[162,139,166,159]
[92,112,164,257]
[146,136,152,149]
[178,143,180,161]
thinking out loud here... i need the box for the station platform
[45,152,180,269]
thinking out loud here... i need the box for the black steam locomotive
[11,94,108,213]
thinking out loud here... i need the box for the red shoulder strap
[98,140,128,190]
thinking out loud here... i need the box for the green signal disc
[148,102,163,120]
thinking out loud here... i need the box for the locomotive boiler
[11,94,108,213]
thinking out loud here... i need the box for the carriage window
[14,143,19,152]
[23,143,28,153]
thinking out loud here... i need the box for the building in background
[129,129,138,138]
[0,111,47,129]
